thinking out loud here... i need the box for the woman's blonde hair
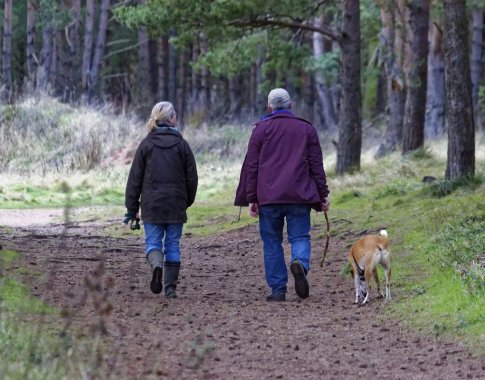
[146,101,176,131]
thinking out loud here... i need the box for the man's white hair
[268,88,291,110]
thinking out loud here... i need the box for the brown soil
[1,212,484,379]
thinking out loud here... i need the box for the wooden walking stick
[319,211,330,267]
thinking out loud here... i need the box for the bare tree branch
[227,17,341,42]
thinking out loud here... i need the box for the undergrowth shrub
[423,175,484,198]
[0,97,143,173]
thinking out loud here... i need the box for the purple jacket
[234,113,329,211]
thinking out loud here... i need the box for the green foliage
[305,50,340,82]
[196,32,268,76]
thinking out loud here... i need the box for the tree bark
[137,28,150,102]
[176,48,189,127]
[158,36,169,100]
[200,33,211,118]
[375,1,407,157]
[168,35,177,106]
[82,0,95,96]
[336,0,362,175]
[228,75,241,117]
[26,0,38,91]
[36,24,54,93]
[443,0,475,180]
[425,22,445,138]
[64,0,81,101]
[87,0,110,102]
[2,0,13,102]
[312,15,339,132]
[470,0,484,125]
[402,0,430,154]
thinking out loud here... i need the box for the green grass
[0,250,110,379]
[326,150,485,353]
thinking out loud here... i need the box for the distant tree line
[0,0,480,178]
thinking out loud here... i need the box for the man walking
[235,88,330,301]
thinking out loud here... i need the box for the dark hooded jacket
[125,126,198,224]
[234,112,328,211]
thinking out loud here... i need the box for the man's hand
[123,210,139,224]
[322,197,330,212]
[248,202,259,217]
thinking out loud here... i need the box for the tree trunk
[176,48,188,128]
[82,0,95,96]
[136,0,150,104]
[148,39,158,97]
[374,68,387,116]
[301,72,315,124]
[443,0,475,180]
[375,1,407,157]
[313,15,339,132]
[470,0,484,125]
[228,75,241,117]
[425,22,445,138]
[200,33,211,119]
[168,36,177,106]
[158,36,169,100]
[36,24,54,93]
[27,0,37,91]
[336,0,362,175]
[87,0,110,102]
[2,0,13,102]
[64,0,81,101]
[402,0,430,154]
[137,27,150,103]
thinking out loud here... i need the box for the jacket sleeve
[125,142,146,213]
[183,141,198,208]
[245,126,264,203]
[308,127,329,199]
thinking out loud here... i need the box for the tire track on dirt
[1,222,484,379]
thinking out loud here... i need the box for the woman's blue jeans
[259,204,311,293]
[144,223,183,263]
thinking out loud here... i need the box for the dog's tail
[379,229,389,249]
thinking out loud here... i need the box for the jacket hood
[149,127,183,149]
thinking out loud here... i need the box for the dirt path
[1,212,484,379]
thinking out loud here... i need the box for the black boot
[147,250,163,294]
[290,260,309,299]
[163,261,180,299]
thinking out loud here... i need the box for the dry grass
[0,96,144,173]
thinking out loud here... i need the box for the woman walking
[124,101,198,298]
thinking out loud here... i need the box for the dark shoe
[290,260,309,299]
[150,266,163,294]
[266,292,286,302]
[164,261,180,299]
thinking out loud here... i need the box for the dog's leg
[384,267,391,301]
[372,268,384,298]
[353,269,360,304]
[362,269,372,304]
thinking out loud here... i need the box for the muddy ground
[1,211,484,379]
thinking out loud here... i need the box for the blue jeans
[144,223,183,263]
[259,204,311,293]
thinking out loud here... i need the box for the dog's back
[348,230,391,304]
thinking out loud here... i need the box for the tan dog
[348,230,391,304]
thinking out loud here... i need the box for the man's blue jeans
[144,223,183,262]
[259,204,311,293]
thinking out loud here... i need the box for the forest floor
[1,209,484,380]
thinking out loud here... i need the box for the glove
[123,210,137,224]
